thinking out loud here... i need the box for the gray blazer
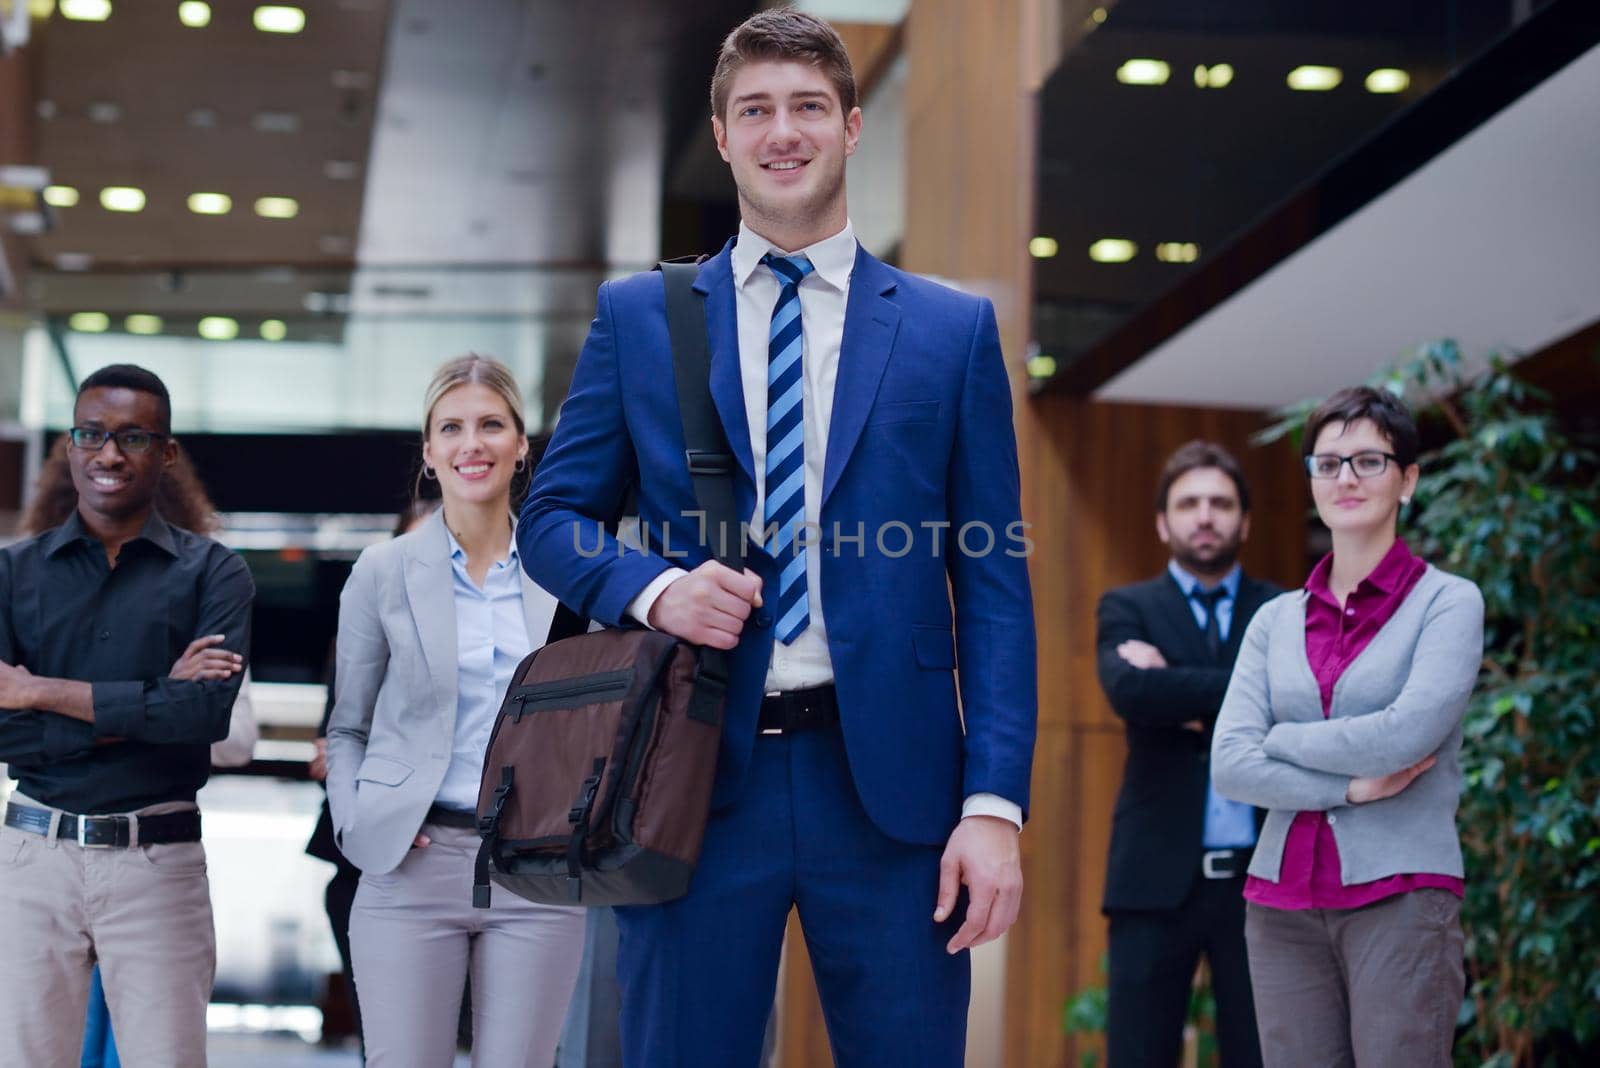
[326,509,558,875]
[1211,565,1484,885]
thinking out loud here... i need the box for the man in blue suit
[520,10,1036,1066]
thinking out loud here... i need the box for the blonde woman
[327,355,585,1066]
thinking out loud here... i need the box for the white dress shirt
[628,220,1020,829]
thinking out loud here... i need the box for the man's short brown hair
[709,9,858,122]
[1155,440,1252,514]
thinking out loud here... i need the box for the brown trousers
[0,794,215,1068]
[1244,890,1465,1067]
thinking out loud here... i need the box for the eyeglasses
[1304,451,1399,480]
[68,426,168,454]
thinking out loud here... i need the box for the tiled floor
[207,1032,470,1067]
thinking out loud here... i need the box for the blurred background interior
[1,1,1596,1065]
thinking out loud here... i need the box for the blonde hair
[422,353,526,440]
[415,354,531,504]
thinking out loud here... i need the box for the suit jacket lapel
[821,246,901,510]
[404,511,459,716]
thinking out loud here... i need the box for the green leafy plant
[1259,339,1600,1066]
[1062,955,1218,1068]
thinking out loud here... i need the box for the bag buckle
[685,449,734,477]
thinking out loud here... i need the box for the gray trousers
[350,819,587,1067]
[1244,890,1465,1068]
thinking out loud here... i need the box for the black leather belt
[4,802,202,848]
[425,804,478,829]
[758,684,839,735]
[1201,847,1253,880]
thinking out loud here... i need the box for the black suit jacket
[1097,570,1281,912]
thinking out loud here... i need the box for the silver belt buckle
[77,815,124,849]
[1202,849,1233,879]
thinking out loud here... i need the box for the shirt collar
[43,508,178,559]
[1305,538,1416,598]
[731,218,856,293]
[443,523,519,570]
[1167,559,1240,600]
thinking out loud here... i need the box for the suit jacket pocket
[911,625,956,670]
[355,753,415,787]
[867,399,939,426]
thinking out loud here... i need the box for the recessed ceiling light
[254,196,299,219]
[178,2,211,27]
[61,0,113,22]
[1116,59,1170,86]
[125,314,163,335]
[318,235,352,254]
[1089,238,1138,263]
[260,319,287,341]
[323,160,360,180]
[1090,7,1107,24]
[1026,354,1058,379]
[36,100,58,120]
[187,108,218,128]
[330,69,372,90]
[87,101,123,124]
[99,186,146,212]
[1194,63,1234,89]
[1155,242,1200,263]
[198,316,239,340]
[69,312,110,333]
[1365,68,1410,94]
[1287,65,1342,91]
[43,185,80,207]
[55,252,94,271]
[188,192,232,215]
[1028,236,1059,259]
[253,5,305,34]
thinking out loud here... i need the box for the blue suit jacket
[519,240,1036,846]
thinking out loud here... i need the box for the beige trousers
[0,794,215,1068]
[349,819,587,1067]
[1245,889,1466,1068]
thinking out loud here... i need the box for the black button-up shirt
[0,510,254,813]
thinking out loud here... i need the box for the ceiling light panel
[61,0,113,22]
[178,2,211,27]
[188,192,232,215]
[1365,68,1410,94]
[99,186,146,212]
[1089,238,1138,263]
[253,6,305,34]
[260,319,288,341]
[1116,59,1170,86]
[198,316,240,340]
[125,314,164,335]
[1028,236,1059,259]
[44,185,80,207]
[254,196,299,219]
[1287,65,1343,91]
[69,312,110,332]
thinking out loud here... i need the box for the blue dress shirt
[434,531,531,811]
[1166,560,1258,850]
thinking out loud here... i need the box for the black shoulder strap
[543,258,743,654]
[660,260,743,570]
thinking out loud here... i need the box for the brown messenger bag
[472,260,740,908]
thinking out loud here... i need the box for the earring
[515,457,527,472]
[423,465,437,480]
[1400,495,1411,505]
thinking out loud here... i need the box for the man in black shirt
[0,364,254,1066]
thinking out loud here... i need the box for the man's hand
[646,561,763,650]
[1116,639,1167,670]
[309,737,329,782]
[0,660,37,710]
[933,815,1023,954]
[170,634,244,682]
[1347,755,1436,804]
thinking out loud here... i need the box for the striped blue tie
[762,252,814,645]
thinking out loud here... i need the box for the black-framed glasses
[1304,451,1399,480]
[68,426,168,454]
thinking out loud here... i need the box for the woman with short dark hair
[1212,386,1484,1066]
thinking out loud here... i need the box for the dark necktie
[1193,586,1228,659]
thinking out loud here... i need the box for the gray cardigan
[1211,565,1484,885]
